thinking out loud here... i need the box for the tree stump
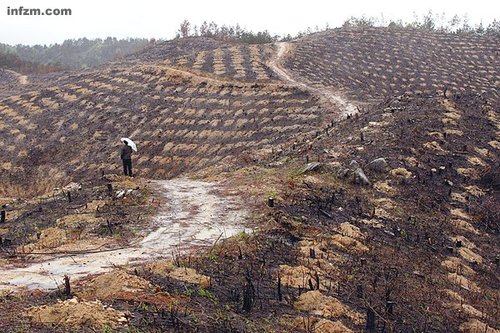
[243,275,255,312]
[107,183,114,197]
[63,275,71,296]
[366,308,376,331]
[277,273,282,301]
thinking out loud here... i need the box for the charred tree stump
[107,183,113,197]
[63,275,71,296]
[67,191,72,203]
[238,246,243,260]
[0,211,5,224]
[277,273,282,302]
[309,248,316,259]
[107,219,113,235]
[268,197,275,208]
[356,285,363,298]
[386,301,396,316]
[243,275,255,312]
[360,257,367,266]
[366,308,376,331]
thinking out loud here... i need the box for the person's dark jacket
[121,145,133,160]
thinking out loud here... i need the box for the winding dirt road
[269,42,359,117]
[0,179,248,291]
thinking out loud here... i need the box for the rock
[367,158,388,173]
[384,230,395,237]
[62,182,82,192]
[336,168,350,179]
[349,160,360,169]
[268,161,284,167]
[115,190,126,198]
[337,160,371,185]
[353,168,371,186]
[302,162,321,173]
[304,175,321,185]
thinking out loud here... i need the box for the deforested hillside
[266,91,499,332]
[283,27,500,104]
[0,26,498,333]
[128,36,231,62]
[167,43,279,82]
[0,69,23,91]
[0,42,322,197]
[130,37,279,82]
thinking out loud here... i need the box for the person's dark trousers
[122,159,133,177]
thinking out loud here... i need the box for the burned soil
[0,26,498,333]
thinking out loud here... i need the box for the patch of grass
[101,326,115,333]
[197,287,217,303]
[266,190,277,200]
[232,230,250,242]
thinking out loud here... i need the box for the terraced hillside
[127,37,230,63]
[284,27,500,104]
[212,91,498,333]
[0,27,498,333]
[129,37,278,82]
[290,92,499,331]
[0,61,321,197]
[169,44,278,82]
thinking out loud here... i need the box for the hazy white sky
[0,0,498,45]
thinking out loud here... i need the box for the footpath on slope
[0,178,249,291]
[268,42,359,118]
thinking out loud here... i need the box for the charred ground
[0,26,498,333]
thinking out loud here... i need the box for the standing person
[120,140,133,177]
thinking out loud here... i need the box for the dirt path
[0,178,248,291]
[268,42,359,117]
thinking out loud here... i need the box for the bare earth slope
[284,27,500,104]
[0,38,323,197]
[279,92,499,332]
[0,28,498,333]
